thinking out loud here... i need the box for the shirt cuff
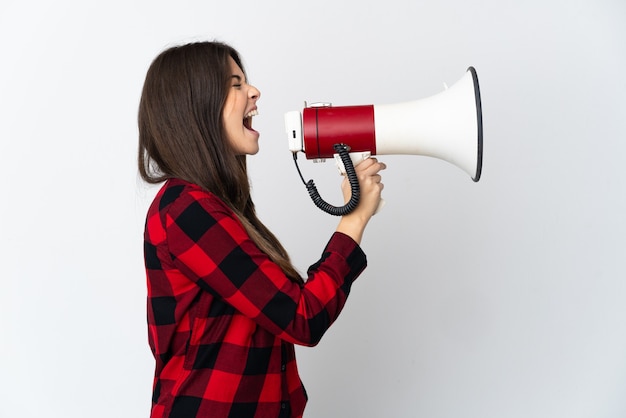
[326,232,367,276]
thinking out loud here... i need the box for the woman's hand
[336,157,386,244]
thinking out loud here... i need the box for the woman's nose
[249,85,261,100]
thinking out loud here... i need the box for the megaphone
[285,66,483,216]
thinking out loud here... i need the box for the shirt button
[281,403,287,409]
[281,364,286,372]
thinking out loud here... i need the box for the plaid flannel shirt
[144,179,367,418]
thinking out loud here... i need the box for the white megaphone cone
[374,67,483,181]
[285,67,483,215]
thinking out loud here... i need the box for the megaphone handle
[334,151,385,215]
[334,151,371,175]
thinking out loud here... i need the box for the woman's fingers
[355,158,386,176]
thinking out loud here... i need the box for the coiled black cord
[293,144,360,216]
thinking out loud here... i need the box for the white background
[1,1,625,417]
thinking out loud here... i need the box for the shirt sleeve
[165,191,367,346]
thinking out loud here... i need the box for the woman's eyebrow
[231,75,242,82]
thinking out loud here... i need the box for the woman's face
[223,56,261,155]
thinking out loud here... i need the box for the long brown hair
[138,41,303,284]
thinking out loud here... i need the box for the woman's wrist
[335,215,369,245]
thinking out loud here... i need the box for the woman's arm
[165,191,367,346]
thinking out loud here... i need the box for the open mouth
[244,109,258,131]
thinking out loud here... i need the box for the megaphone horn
[285,67,483,214]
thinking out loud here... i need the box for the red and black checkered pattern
[144,179,367,418]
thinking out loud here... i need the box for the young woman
[138,41,385,418]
